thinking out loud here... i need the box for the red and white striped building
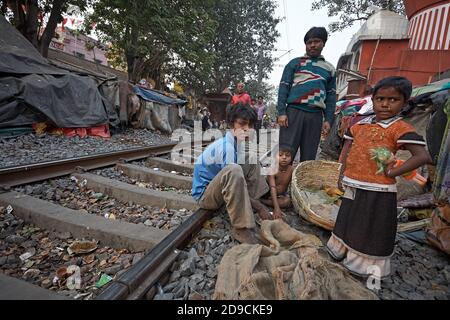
[408,0,450,50]
[336,0,450,98]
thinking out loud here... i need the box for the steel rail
[0,138,213,299]
[95,209,213,300]
[0,140,205,188]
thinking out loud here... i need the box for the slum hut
[199,93,232,125]
[130,86,187,135]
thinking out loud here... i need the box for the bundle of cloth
[214,220,378,300]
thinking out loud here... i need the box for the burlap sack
[214,220,378,300]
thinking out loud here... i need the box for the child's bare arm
[268,175,283,219]
[338,141,352,188]
[268,175,280,209]
[386,144,432,178]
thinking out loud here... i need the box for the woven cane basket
[291,160,431,233]
[291,160,342,231]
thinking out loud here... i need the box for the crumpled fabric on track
[214,220,378,300]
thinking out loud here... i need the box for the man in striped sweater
[277,27,336,162]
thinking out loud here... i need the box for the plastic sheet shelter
[129,86,186,134]
[0,16,118,129]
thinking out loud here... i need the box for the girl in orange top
[327,77,432,279]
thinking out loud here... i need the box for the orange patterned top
[344,116,424,188]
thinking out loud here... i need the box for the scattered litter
[56,266,68,279]
[70,176,79,183]
[74,292,92,300]
[6,205,13,214]
[82,254,95,265]
[80,179,88,187]
[53,267,66,286]
[22,260,35,269]
[67,240,98,255]
[156,283,164,295]
[19,251,35,261]
[66,265,82,290]
[108,213,116,220]
[153,168,160,171]
[92,192,104,200]
[171,171,177,174]
[54,265,81,290]
[96,274,113,288]
[203,221,217,230]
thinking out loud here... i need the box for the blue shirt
[192,132,238,201]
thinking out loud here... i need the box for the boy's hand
[257,207,273,220]
[273,208,284,220]
[277,116,288,128]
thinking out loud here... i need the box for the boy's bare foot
[231,227,261,244]
[272,208,285,220]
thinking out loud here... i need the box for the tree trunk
[39,0,65,57]
[126,53,136,82]
[126,24,140,82]
[25,0,38,48]
[10,0,26,34]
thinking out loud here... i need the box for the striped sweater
[277,55,336,124]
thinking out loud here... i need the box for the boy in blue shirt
[277,27,336,161]
[192,104,272,244]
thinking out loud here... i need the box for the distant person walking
[277,27,336,162]
[254,96,267,143]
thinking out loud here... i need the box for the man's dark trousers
[279,106,323,162]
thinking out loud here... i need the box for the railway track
[1,139,447,301]
[0,139,219,300]
[0,140,200,188]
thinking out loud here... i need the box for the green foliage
[87,0,217,87]
[245,80,276,104]
[88,0,280,95]
[311,0,405,32]
[207,0,280,93]
[4,0,280,96]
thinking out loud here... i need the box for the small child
[260,148,294,219]
[327,76,432,279]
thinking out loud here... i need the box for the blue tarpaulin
[133,86,186,106]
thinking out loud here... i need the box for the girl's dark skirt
[332,188,397,258]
